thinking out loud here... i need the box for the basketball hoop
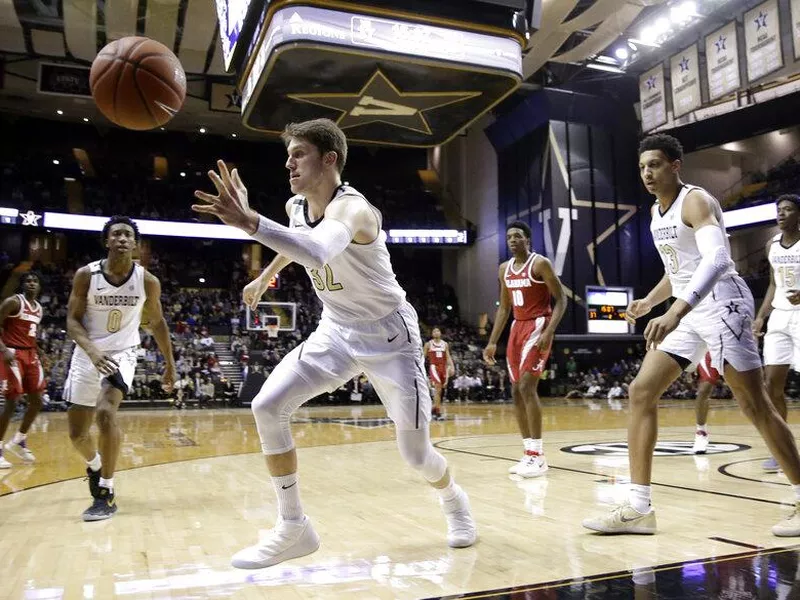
[266,324,279,339]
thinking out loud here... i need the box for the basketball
[89,36,187,131]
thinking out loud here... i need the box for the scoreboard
[585,286,633,334]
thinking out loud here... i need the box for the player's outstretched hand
[243,276,269,310]
[193,161,259,234]
[483,343,497,366]
[788,290,800,306]
[162,364,176,393]
[624,298,652,325]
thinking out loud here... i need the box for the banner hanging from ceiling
[705,21,740,101]
[639,64,667,132]
[670,44,701,118]
[744,0,783,82]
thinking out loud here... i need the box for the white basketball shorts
[763,308,800,367]
[64,345,138,407]
[657,276,762,374]
[263,300,431,430]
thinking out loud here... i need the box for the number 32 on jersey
[310,265,343,292]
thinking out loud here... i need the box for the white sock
[528,439,543,455]
[523,437,533,452]
[436,480,461,505]
[793,484,800,502]
[272,474,303,521]
[12,431,26,444]
[629,484,652,514]
[696,424,707,434]
[87,453,102,472]
[99,477,114,491]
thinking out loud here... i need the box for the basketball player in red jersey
[0,273,45,468]
[424,327,455,420]
[483,221,566,478]
[692,352,719,454]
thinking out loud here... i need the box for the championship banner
[705,21,740,101]
[791,0,800,60]
[669,44,701,118]
[745,0,783,82]
[209,82,242,113]
[639,64,666,132]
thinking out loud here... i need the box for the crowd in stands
[0,116,449,228]
[7,246,772,411]
[724,152,800,210]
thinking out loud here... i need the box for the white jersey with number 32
[649,184,736,301]
[82,260,146,352]
[287,185,406,323]
[769,234,800,311]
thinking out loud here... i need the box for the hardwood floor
[0,399,797,599]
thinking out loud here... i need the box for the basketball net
[266,324,279,339]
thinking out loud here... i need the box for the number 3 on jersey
[658,244,679,274]
[310,265,343,292]
[511,289,525,307]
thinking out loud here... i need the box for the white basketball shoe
[231,516,321,569]
[508,455,528,474]
[517,454,549,478]
[5,439,35,463]
[692,431,709,454]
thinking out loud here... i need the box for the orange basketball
[90,36,187,131]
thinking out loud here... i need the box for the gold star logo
[287,70,481,135]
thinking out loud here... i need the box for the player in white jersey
[66,216,176,521]
[582,134,800,537]
[193,118,477,569]
[753,194,800,472]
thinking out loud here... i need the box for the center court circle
[561,441,751,457]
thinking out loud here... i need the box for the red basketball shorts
[429,364,447,386]
[697,352,720,385]
[506,316,551,384]
[1,348,45,397]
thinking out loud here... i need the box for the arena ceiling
[0,0,751,141]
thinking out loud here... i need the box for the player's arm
[533,255,566,349]
[645,190,735,349]
[193,162,360,269]
[625,274,673,326]
[0,296,21,365]
[422,341,430,363]
[249,194,375,269]
[66,267,118,376]
[445,343,455,377]
[483,263,512,365]
[669,190,734,317]
[754,239,776,336]
[143,272,176,391]
[242,199,295,310]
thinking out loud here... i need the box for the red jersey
[427,340,448,368]
[2,294,42,349]
[504,253,552,321]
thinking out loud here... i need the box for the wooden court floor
[2,399,800,599]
